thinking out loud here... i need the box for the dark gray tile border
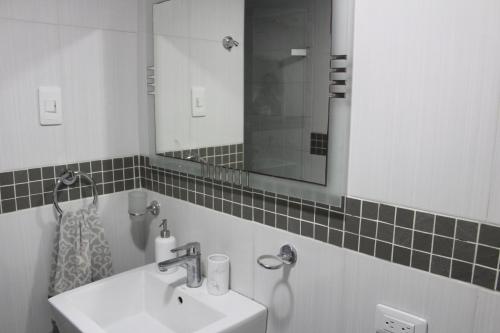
[414,211,434,232]
[0,155,140,214]
[396,208,415,229]
[6,155,498,293]
[140,159,500,293]
[379,204,396,224]
[361,201,378,220]
[431,255,451,277]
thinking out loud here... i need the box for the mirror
[153,0,334,186]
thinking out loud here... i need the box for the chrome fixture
[53,170,98,218]
[185,154,209,178]
[222,36,239,51]
[329,54,348,99]
[147,65,155,95]
[185,153,249,186]
[257,244,297,270]
[158,242,202,288]
[128,200,160,217]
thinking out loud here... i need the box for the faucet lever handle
[171,242,200,255]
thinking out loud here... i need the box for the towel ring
[53,170,98,217]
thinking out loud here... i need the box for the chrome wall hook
[222,36,239,51]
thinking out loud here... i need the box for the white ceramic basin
[49,264,267,333]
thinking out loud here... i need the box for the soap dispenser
[155,219,177,273]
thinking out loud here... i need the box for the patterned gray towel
[48,204,113,297]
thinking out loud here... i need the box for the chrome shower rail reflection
[185,154,249,186]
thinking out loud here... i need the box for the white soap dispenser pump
[155,219,177,273]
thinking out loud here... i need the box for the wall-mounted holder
[186,153,249,186]
[128,190,160,217]
[147,66,155,95]
[128,200,160,217]
[257,244,297,270]
[329,54,348,99]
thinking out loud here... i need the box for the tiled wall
[0,155,140,214]
[137,156,500,293]
[310,132,328,156]
[2,153,499,293]
[158,143,244,169]
[0,4,140,172]
[348,0,500,224]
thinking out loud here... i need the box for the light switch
[44,100,57,113]
[191,86,206,117]
[39,86,62,126]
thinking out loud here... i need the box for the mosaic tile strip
[158,143,244,169]
[0,155,140,214]
[2,153,499,292]
[310,133,328,156]
[138,156,500,293]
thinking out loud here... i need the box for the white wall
[0,0,140,172]
[347,0,500,223]
[153,0,244,152]
[144,192,500,333]
[0,2,146,333]
[0,191,148,333]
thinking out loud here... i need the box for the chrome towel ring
[53,170,98,217]
[257,244,297,270]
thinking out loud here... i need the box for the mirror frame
[147,0,354,207]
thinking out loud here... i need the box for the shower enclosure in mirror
[153,0,336,186]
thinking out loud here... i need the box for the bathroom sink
[49,264,267,333]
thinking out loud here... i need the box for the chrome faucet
[158,242,202,288]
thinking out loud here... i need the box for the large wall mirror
[150,0,351,205]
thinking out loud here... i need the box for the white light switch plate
[191,86,206,117]
[39,86,62,125]
[375,304,427,333]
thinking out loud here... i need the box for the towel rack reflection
[53,170,98,217]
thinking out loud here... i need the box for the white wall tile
[57,0,138,32]
[59,26,139,162]
[99,0,138,32]
[153,21,244,151]
[348,0,500,221]
[189,0,244,42]
[0,0,59,24]
[154,35,192,152]
[141,197,500,333]
[487,113,500,224]
[253,224,345,333]
[0,21,139,172]
[153,0,190,38]
[189,38,244,148]
[473,289,500,333]
[340,251,478,333]
[0,19,66,171]
[143,192,255,297]
[0,191,146,333]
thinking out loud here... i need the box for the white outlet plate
[375,304,427,333]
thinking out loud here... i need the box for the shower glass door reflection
[244,0,331,185]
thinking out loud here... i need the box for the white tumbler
[207,254,230,296]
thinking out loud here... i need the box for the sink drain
[177,296,183,304]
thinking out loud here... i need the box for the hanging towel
[48,204,113,297]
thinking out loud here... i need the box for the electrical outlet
[382,314,415,333]
[375,304,427,333]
